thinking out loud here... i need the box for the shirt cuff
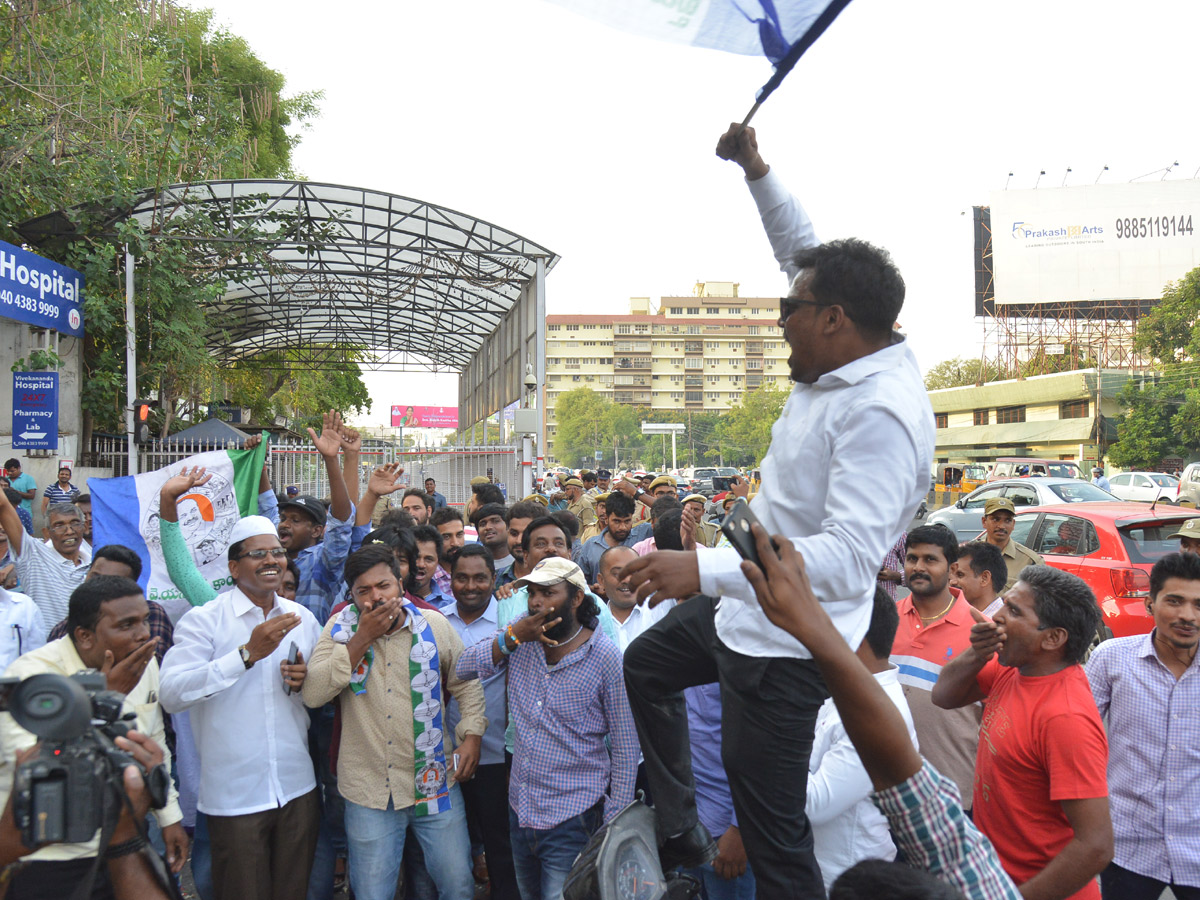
[154,801,184,829]
[216,648,247,683]
[746,167,793,214]
[696,545,750,602]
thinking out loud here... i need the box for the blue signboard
[12,371,58,450]
[0,240,84,338]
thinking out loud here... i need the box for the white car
[1106,471,1179,504]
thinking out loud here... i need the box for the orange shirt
[973,659,1108,899]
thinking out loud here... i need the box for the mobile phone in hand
[721,502,780,573]
[283,641,299,696]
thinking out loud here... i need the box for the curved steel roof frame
[35,180,559,372]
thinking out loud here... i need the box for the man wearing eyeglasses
[160,514,321,900]
[0,491,91,631]
[618,126,935,898]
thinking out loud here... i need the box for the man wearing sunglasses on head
[619,126,935,899]
[160,515,322,900]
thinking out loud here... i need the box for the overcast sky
[185,0,1200,427]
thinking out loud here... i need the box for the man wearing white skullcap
[160,508,323,900]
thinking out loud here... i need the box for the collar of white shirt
[814,334,909,389]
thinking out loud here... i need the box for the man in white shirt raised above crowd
[160,515,321,900]
[621,124,934,899]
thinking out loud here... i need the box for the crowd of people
[0,124,1194,900]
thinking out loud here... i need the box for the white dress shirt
[697,170,935,659]
[0,587,45,670]
[159,587,321,817]
[608,599,674,654]
[807,664,918,891]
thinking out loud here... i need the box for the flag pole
[740,102,761,129]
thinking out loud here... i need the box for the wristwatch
[239,644,253,669]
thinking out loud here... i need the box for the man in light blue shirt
[1091,467,1112,492]
[3,460,36,525]
[443,544,518,900]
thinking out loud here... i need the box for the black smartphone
[720,502,780,572]
[283,641,299,696]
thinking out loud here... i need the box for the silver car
[925,477,1118,542]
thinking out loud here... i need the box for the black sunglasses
[778,296,830,321]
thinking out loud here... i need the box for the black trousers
[460,761,520,900]
[623,596,829,900]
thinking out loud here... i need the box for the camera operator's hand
[102,637,159,695]
[112,731,189,874]
[0,745,44,867]
[245,612,302,664]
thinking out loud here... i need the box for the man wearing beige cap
[980,497,1044,591]
[682,494,720,548]
[1169,518,1200,554]
[456,556,637,900]
[563,478,598,532]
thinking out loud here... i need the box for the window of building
[707,375,720,384]
[671,392,683,400]
[746,358,763,370]
[996,406,1026,424]
[935,413,948,429]
[1060,399,1090,419]
[686,307,700,315]
[634,324,649,334]
[973,409,989,426]
[685,375,703,388]
[616,324,631,334]
[748,326,760,335]
[685,358,703,369]
[670,307,683,315]
[686,391,702,402]
[707,307,721,314]
[686,325,701,334]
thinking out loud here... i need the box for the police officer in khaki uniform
[1169,518,1200,555]
[563,478,597,531]
[980,496,1045,591]
[681,493,720,548]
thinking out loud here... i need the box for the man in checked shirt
[457,557,638,900]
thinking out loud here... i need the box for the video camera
[0,672,168,848]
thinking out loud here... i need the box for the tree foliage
[0,0,345,438]
[714,384,787,467]
[1108,268,1200,468]
[924,356,1001,391]
[219,348,372,434]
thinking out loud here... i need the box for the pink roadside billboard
[391,405,459,428]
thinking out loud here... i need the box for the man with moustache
[578,492,641,585]
[980,497,1044,592]
[889,524,981,809]
[1087,551,1200,900]
[596,545,673,653]
[0,575,188,899]
[496,501,543,589]
[473,503,514,571]
[0,491,90,628]
[160,516,321,900]
[433,506,468,589]
[951,541,1007,619]
[442,544,519,900]
[934,567,1112,899]
[411,525,452,609]
[456,557,637,900]
[304,544,485,900]
[402,489,435,526]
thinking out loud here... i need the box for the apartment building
[544,282,790,442]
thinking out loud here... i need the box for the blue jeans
[509,802,603,900]
[679,862,757,900]
[343,785,474,900]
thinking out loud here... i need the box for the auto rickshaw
[934,463,987,494]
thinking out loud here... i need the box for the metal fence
[82,435,520,508]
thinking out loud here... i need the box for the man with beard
[889,524,981,810]
[74,493,93,546]
[402,489,434,526]
[433,507,468,589]
[577,492,640,585]
[161,516,321,900]
[411,524,452,609]
[1087,551,1200,900]
[934,567,1111,899]
[562,479,597,533]
[497,501,543,589]
[442,544,519,900]
[304,544,484,900]
[980,497,1044,592]
[473,503,514,571]
[456,557,637,900]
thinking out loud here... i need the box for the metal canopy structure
[18,180,560,373]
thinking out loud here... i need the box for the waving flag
[544,0,853,106]
[88,438,269,622]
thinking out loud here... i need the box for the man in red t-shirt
[933,564,1113,900]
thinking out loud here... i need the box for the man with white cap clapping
[160,514,323,900]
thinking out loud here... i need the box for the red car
[994,502,1194,638]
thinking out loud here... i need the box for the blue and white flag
[544,0,853,103]
[88,440,269,622]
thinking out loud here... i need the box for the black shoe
[658,822,718,872]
